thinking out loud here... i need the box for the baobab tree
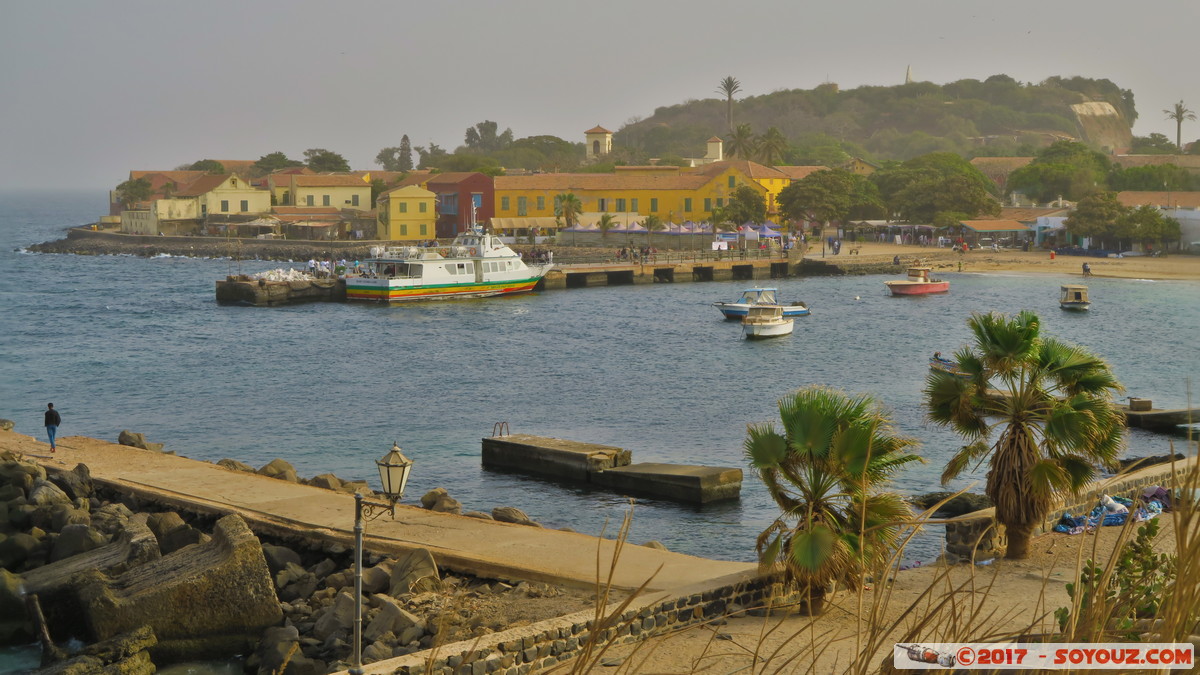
[1163,100,1196,151]
[717,76,742,133]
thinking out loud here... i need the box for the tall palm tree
[1163,101,1196,151]
[756,126,789,166]
[554,193,582,229]
[716,76,742,133]
[746,386,922,613]
[726,123,757,159]
[925,311,1125,559]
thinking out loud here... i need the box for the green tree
[303,148,350,173]
[253,152,303,176]
[746,386,922,613]
[874,153,1000,222]
[642,213,664,247]
[756,127,789,166]
[597,212,619,239]
[375,139,414,171]
[1119,205,1181,249]
[114,177,152,208]
[414,143,449,170]
[926,311,1125,559]
[1008,141,1111,202]
[187,159,225,173]
[464,120,514,153]
[1109,164,1198,191]
[1130,133,1179,155]
[714,185,767,226]
[1163,101,1196,151]
[726,123,756,159]
[717,76,742,132]
[1065,192,1129,246]
[778,168,854,227]
[553,193,583,230]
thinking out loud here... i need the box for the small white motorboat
[742,304,794,339]
[1060,284,1090,311]
[714,288,810,319]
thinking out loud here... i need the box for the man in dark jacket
[44,403,60,452]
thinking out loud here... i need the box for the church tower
[585,125,612,160]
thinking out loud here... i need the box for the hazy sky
[3,1,1197,190]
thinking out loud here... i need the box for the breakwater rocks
[28,228,377,262]
[2,447,597,674]
[217,275,346,306]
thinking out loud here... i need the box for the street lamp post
[349,443,414,675]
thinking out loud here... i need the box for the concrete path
[3,432,754,593]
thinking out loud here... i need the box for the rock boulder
[72,513,282,662]
[388,549,439,596]
[118,430,165,453]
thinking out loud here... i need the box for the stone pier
[482,434,742,503]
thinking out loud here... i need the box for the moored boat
[714,288,810,319]
[884,267,949,295]
[345,227,552,302]
[1059,284,1091,311]
[929,352,970,379]
[742,304,794,339]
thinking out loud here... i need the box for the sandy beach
[814,241,1200,281]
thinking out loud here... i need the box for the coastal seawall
[943,455,1198,562]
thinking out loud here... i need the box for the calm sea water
[2,190,1198,570]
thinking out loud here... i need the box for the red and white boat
[884,267,949,295]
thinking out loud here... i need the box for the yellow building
[288,174,372,211]
[119,173,269,234]
[376,185,436,240]
[492,160,777,228]
[179,174,272,217]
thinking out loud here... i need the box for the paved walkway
[3,432,754,592]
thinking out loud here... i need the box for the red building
[425,172,494,238]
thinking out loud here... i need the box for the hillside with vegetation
[614,75,1136,165]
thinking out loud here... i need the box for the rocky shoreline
[0,428,600,675]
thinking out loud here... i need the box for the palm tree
[554,193,582,229]
[642,213,664,248]
[597,212,619,240]
[746,386,923,613]
[756,126,789,166]
[1163,101,1196,151]
[925,311,1125,560]
[726,123,756,159]
[716,76,742,133]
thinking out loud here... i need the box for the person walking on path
[1082,262,1092,277]
[44,403,61,452]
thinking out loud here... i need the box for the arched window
[592,140,600,155]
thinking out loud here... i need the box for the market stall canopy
[489,216,561,231]
[960,219,1032,233]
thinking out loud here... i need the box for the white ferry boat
[346,227,552,302]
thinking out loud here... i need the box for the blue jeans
[46,424,57,448]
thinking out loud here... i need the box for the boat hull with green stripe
[345,228,552,303]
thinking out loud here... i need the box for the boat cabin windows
[445,262,475,276]
[375,263,420,278]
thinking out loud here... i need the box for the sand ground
[808,242,1200,281]
[584,514,1195,674]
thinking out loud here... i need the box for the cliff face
[1072,102,1133,153]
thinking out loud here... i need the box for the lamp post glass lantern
[349,443,413,675]
[377,442,413,502]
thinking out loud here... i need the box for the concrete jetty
[1119,398,1200,429]
[481,434,742,504]
[3,432,752,593]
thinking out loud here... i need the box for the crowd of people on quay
[615,245,658,262]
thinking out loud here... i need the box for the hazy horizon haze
[2,1,1196,191]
